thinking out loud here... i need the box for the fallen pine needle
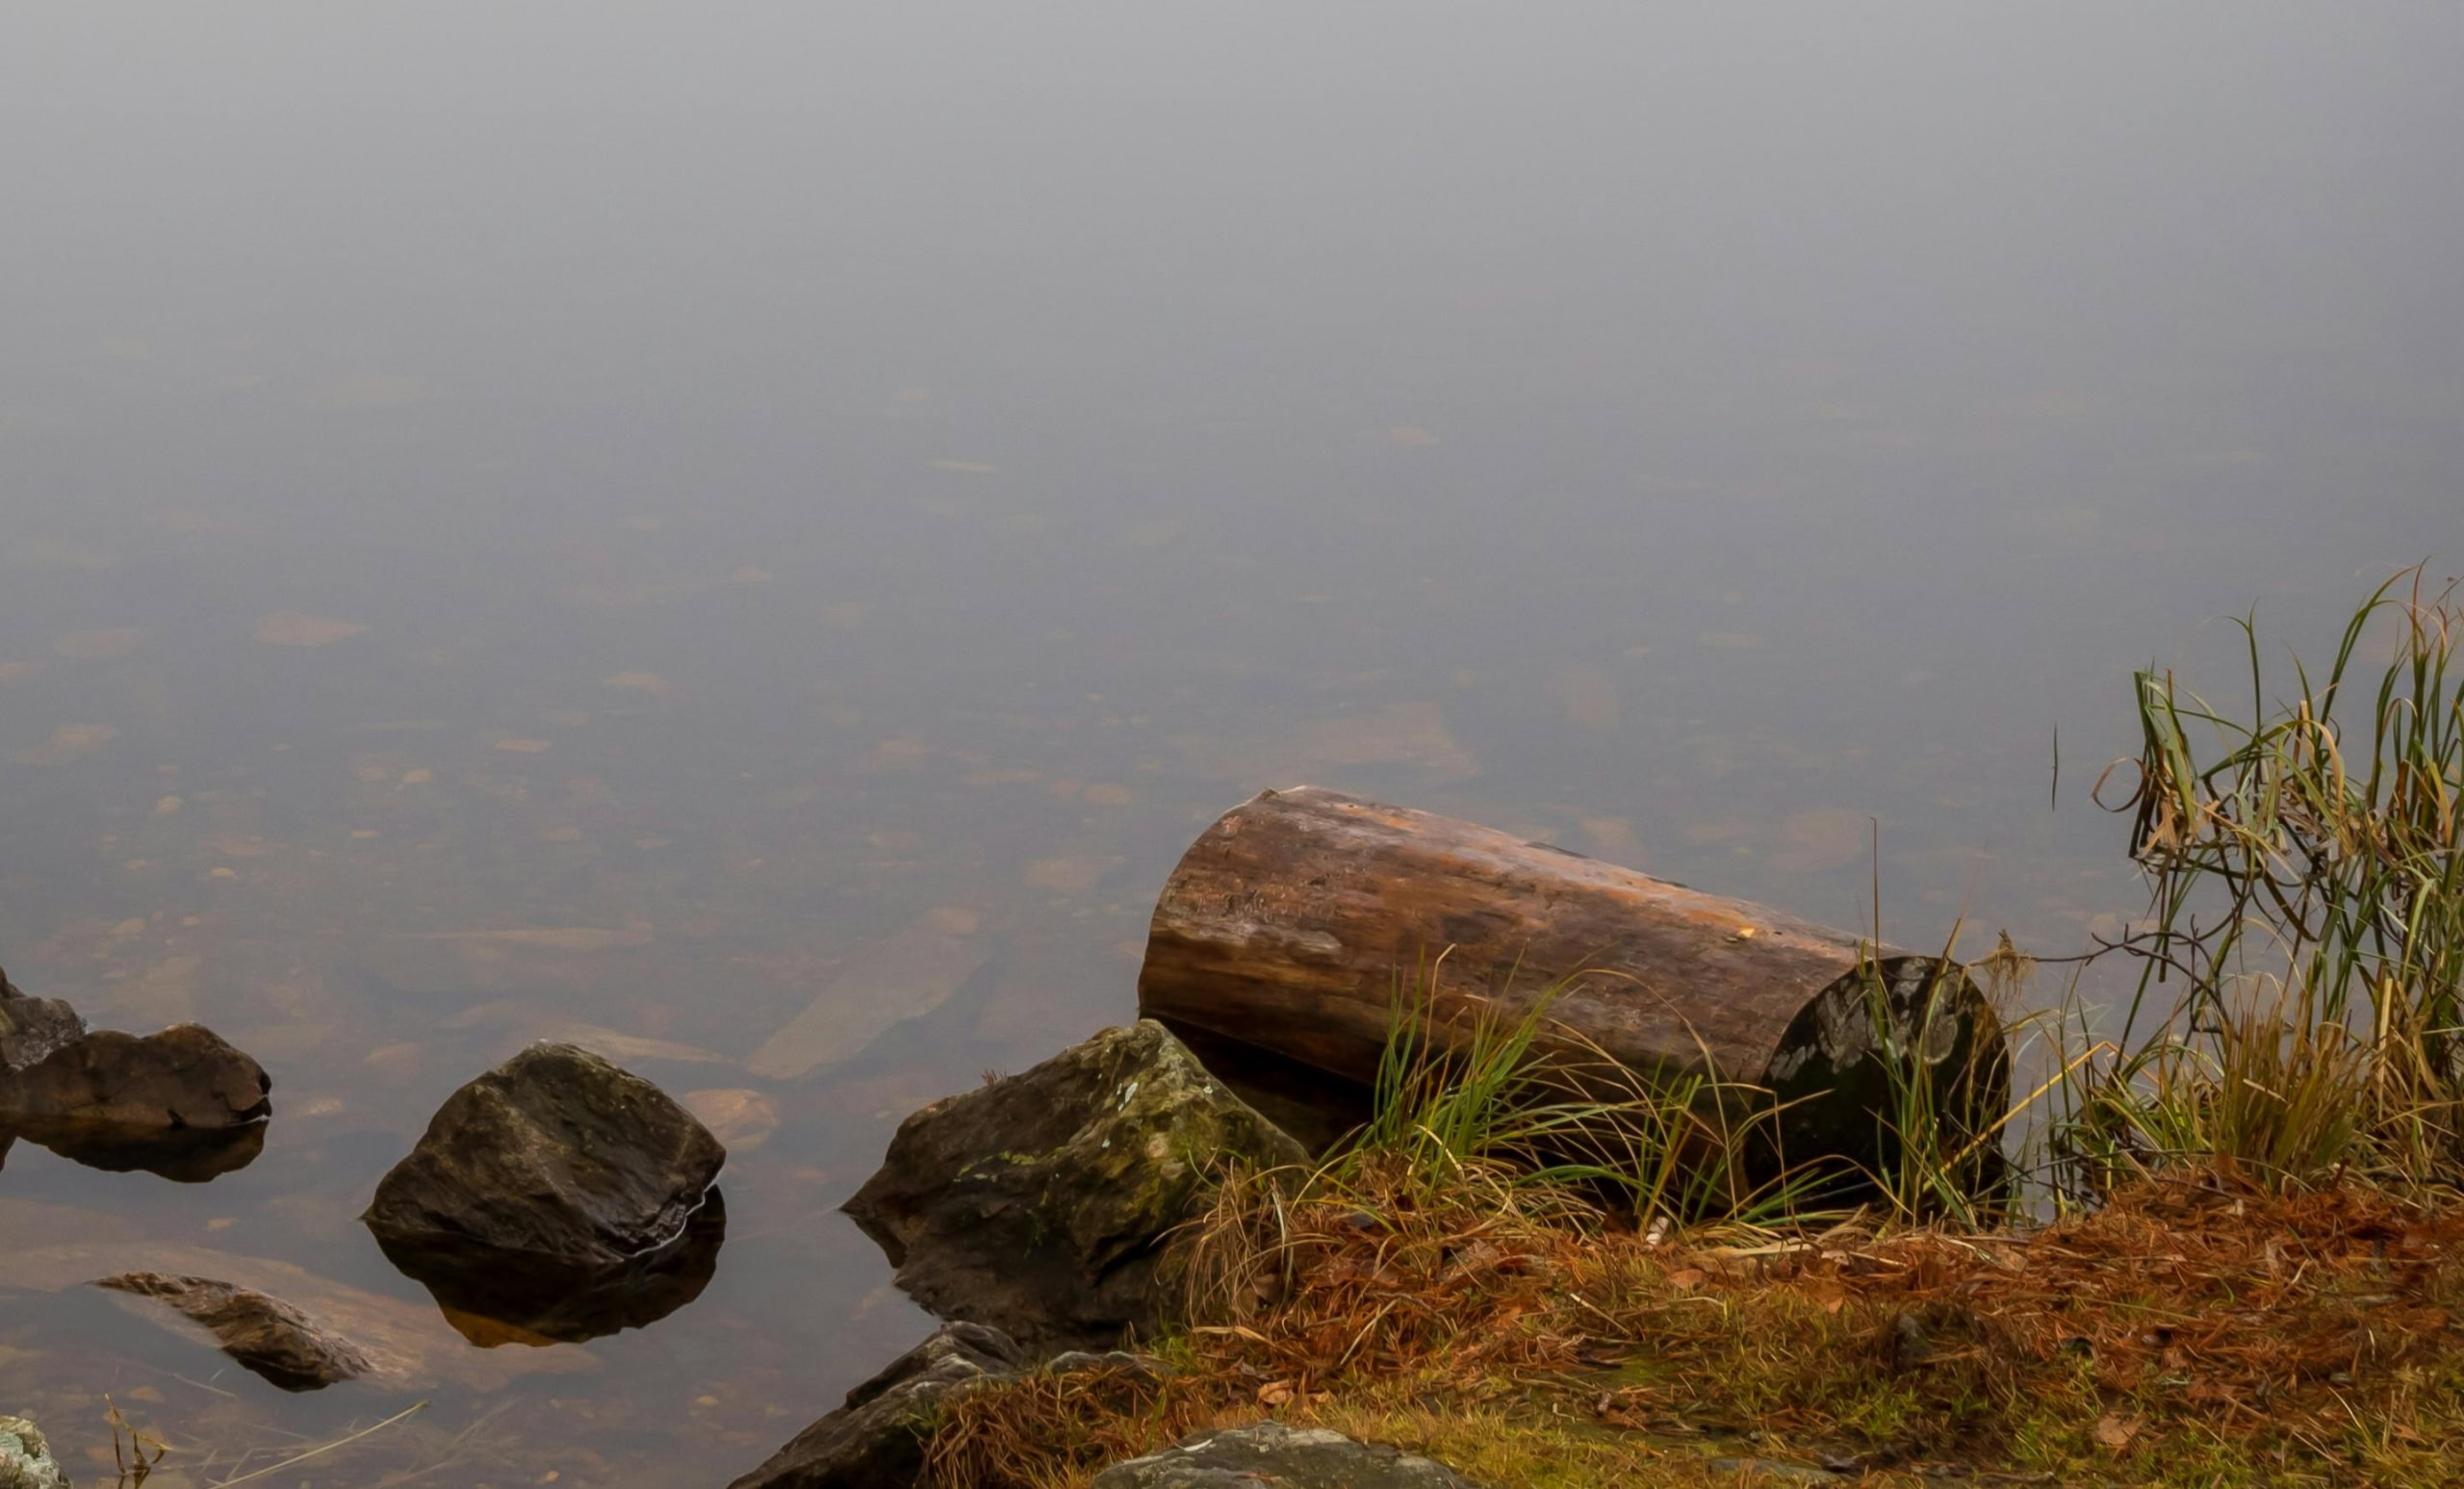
[208,1399,429,1488]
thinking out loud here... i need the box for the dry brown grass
[931,1166,2464,1487]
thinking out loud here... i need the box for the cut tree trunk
[1136,786,2008,1185]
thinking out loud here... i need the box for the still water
[3,5,2458,1482]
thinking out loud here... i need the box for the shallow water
[3,5,2459,1482]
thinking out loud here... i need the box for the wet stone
[95,1272,374,1392]
[1093,1423,1490,1489]
[0,969,85,1074]
[843,1020,1307,1351]
[361,1042,726,1341]
[0,1023,270,1129]
[0,1022,270,1182]
[726,1322,1027,1489]
[0,1414,69,1489]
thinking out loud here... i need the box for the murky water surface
[3,7,2459,1482]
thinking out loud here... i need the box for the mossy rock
[844,1020,1306,1350]
[726,1322,1025,1489]
[1094,1423,1489,1489]
[0,1415,68,1489]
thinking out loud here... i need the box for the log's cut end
[1762,955,2012,1196]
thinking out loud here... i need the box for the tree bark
[1136,786,2008,1179]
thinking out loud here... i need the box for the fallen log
[1136,787,2009,1185]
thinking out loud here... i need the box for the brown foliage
[937,1168,2464,1485]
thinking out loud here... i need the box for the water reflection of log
[1137,787,2009,1187]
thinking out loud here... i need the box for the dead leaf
[1553,665,1620,733]
[424,927,652,952]
[15,723,118,765]
[2093,1414,2141,1450]
[1768,808,1871,874]
[1579,816,1643,864]
[255,611,368,647]
[1023,855,1125,895]
[1178,701,1477,782]
[320,372,424,408]
[52,628,146,659]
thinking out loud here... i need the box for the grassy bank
[938,572,2464,1488]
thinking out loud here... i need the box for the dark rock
[0,1023,270,1182]
[1092,1423,1489,1489]
[843,1020,1307,1350]
[0,968,86,1074]
[361,1042,726,1340]
[95,1272,374,1392]
[0,1023,268,1128]
[726,1322,1028,1489]
[0,1413,70,1489]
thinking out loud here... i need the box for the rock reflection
[0,1115,266,1182]
[377,1189,727,1347]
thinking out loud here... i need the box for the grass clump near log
[936,570,2464,1487]
[2057,567,2464,1197]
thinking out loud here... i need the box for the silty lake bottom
[2,5,2460,1483]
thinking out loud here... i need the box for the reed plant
[2055,567,2464,1194]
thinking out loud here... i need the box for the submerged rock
[1093,1423,1489,1489]
[362,1042,725,1339]
[726,1322,1027,1489]
[0,1023,270,1182]
[0,1414,68,1489]
[842,1019,1306,1350]
[5,1240,594,1393]
[0,970,85,1074]
[95,1272,374,1392]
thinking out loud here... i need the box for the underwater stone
[96,1272,374,1392]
